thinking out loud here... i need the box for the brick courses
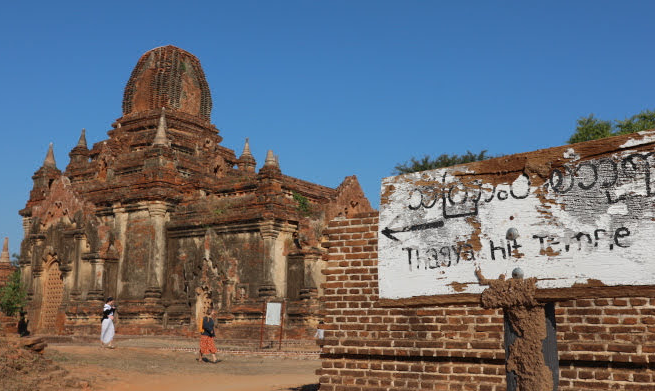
[318,212,655,391]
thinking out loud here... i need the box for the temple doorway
[39,259,64,331]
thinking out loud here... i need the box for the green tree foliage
[615,109,655,135]
[567,114,612,144]
[568,110,655,144]
[393,150,491,175]
[0,270,26,316]
[394,109,655,175]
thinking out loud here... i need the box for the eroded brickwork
[123,46,212,119]
[319,212,655,391]
[19,46,373,338]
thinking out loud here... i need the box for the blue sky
[1,1,654,256]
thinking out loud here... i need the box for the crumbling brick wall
[318,212,654,391]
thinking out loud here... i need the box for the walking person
[314,320,325,348]
[17,311,30,337]
[101,297,117,349]
[198,309,218,363]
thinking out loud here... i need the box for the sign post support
[258,300,266,350]
[278,299,286,351]
[502,299,558,390]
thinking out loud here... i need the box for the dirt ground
[2,339,321,391]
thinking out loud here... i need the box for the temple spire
[259,149,281,175]
[237,138,257,172]
[0,237,9,264]
[43,142,57,168]
[77,128,88,148]
[152,107,171,147]
[264,150,278,168]
[241,138,253,158]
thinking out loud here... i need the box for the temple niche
[19,45,373,338]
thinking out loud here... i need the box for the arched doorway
[40,260,64,332]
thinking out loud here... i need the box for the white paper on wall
[265,302,282,326]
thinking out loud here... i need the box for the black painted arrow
[381,219,445,241]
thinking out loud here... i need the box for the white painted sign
[379,131,655,300]
[265,302,282,326]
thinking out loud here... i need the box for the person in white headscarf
[101,297,116,349]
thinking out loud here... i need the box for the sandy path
[47,345,319,391]
[110,374,317,391]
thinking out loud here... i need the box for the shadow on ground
[286,385,319,391]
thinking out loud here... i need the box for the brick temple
[19,45,372,338]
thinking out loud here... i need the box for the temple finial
[43,142,57,168]
[237,138,256,172]
[77,128,88,148]
[152,107,170,147]
[241,138,253,157]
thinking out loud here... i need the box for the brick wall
[318,212,654,391]
[0,313,18,336]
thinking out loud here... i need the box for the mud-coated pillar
[146,203,167,298]
[504,302,559,391]
[258,221,278,297]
